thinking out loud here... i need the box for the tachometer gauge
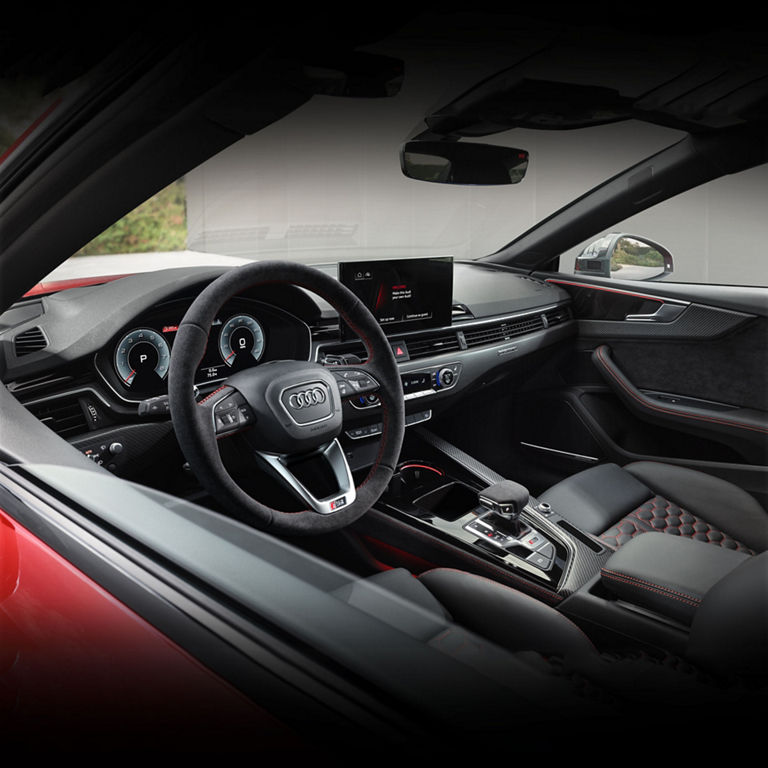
[114,328,171,389]
[218,314,265,368]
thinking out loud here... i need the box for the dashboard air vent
[451,302,473,320]
[463,312,545,348]
[543,306,573,326]
[406,330,461,360]
[26,397,88,438]
[14,326,48,356]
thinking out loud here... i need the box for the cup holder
[389,461,479,522]
[413,481,480,522]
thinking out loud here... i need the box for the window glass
[560,163,768,287]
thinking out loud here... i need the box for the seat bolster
[539,462,652,535]
[333,567,452,642]
[419,568,596,659]
[625,462,768,553]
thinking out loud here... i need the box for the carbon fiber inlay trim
[412,427,506,486]
[403,428,613,596]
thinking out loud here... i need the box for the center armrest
[600,533,749,625]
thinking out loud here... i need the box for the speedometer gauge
[218,314,265,368]
[114,328,171,389]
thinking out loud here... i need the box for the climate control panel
[402,362,462,400]
[348,362,462,410]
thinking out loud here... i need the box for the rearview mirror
[575,234,673,281]
[400,141,529,185]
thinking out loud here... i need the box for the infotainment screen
[338,257,453,339]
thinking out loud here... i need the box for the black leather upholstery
[338,567,595,660]
[600,533,749,625]
[687,552,768,677]
[347,562,767,686]
[419,567,596,659]
[540,461,767,553]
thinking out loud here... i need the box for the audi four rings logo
[288,387,327,409]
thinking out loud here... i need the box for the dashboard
[0,260,574,482]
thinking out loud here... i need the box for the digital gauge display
[108,301,293,398]
[218,314,265,369]
[114,328,171,390]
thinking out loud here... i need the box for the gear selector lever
[478,479,530,535]
[465,481,557,572]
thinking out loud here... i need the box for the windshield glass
[43,99,683,287]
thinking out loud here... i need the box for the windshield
[43,99,683,287]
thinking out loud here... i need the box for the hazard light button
[390,340,410,362]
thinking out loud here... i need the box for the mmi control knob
[436,367,455,388]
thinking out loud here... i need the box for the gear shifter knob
[478,480,530,519]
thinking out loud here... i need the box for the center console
[367,427,613,606]
[364,426,748,660]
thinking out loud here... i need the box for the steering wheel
[168,260,405,535]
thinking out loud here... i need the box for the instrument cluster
[95,297,311,401]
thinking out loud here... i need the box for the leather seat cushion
[540,461,766,554]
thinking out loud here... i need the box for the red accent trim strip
[398,464,443,476]
[546,278,666,305]
[359,536,438,573]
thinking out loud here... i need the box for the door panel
[525,273,768,506]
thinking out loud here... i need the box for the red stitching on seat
[601,567,702,603]
[601,571,700,607]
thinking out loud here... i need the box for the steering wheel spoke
[254,439,356,515]
[169,259,404,534]
[197,385,256,438]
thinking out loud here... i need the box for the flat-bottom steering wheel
[169,260,405,535]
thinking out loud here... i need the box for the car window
[41,110,683,288]
[559,163,768,287]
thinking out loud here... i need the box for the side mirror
[575,233,673,281]
[400,141,529,185]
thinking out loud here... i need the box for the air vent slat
[406,331,461,360]
[26,398,88,438]
[463,313,546,348]
[14,326,48,356]
[543,306,573,326]
[451,302,474,320]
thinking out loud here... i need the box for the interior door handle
[624,303,686,322]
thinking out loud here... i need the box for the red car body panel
[0,508,292,748]
[22,274,130,298]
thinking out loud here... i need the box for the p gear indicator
[114,328,171,389]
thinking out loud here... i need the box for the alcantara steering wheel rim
[168,260,405,534]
